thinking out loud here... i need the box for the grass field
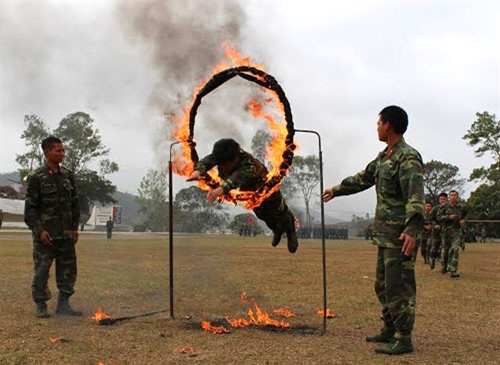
[0,232,499,365]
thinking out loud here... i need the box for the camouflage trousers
[375,246,416,337]
[253,190,295,234]
[32,239,77,303]
[441,229,461,273]
[429,237,442,260]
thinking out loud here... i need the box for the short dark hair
[449,189,459,195]
[379,105,408,134]
[212,138,240,164]
[438,192,448,198]
[41,136,63,152]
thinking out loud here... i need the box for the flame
[226,301,290,328]
[240,291,247,303]
[273,307,301,318]
[180,346,196,355]
[48,337,62,343]
[89,307,114,322]
[317,308,336,318]
[171,43,297,210]
[201,320,230,334]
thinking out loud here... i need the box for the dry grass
[0,232,499,365]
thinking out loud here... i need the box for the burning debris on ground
[89,307,170,326]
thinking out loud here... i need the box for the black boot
[35,302,50,318]
[56,297,82,316]
[286,230,298,253]
[271,231,283,247]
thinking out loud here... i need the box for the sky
[1,1,499,221]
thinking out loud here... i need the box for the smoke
[116,1,263,164]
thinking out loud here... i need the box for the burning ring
[186,66,296,207]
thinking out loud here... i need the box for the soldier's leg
[54,239,77,299]
[447,233,461,277]
[440,233,450,274]
[32,241,55,303]
[373,247,415,355]
[370,247,396,338]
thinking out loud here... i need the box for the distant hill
[0,171,21,186]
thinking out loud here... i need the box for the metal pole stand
[293,129,328,334]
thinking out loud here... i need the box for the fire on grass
[171,43,298,210]
[201,293,301,334]
[89,306,114,322]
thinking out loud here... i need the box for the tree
[174,186,229,233]
[136,169,169,232]
[463,111,500,183]
[423,160,466,204]
[288,155,320,230]
[17,111,119,216]
[15,114,51,182]
[250,128,297,200]
[228,213,264,236]
[463,112,500,236]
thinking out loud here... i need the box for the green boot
[55,297,82,316]
[35,302,50,318]
[375,337,413,355]
[365,327,395,343]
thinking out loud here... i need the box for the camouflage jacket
[195,149,268,194]
[331,138,425,248]
[422,209,433,239]
[429,204,443,239]
[437,201,467,233]
[24,163,80,240]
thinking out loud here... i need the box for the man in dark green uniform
[323,106,424,355]
[429,192,448,270]
[187,138,298,253]
[24,136,82,318]
[420,202,433,264]
[437,189,467,278]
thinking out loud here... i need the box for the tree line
[14,111,500,237]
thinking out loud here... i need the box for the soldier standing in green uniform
[420,202,433,264]
[437,189,467,278]
[323,106,424,355]
[187,138,298,253]
[429,192,448,270]
[24,136,82,318]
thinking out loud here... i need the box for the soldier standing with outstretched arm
[24,136,82,318]
[323,106,424,355]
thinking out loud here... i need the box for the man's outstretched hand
[187,170,201,182]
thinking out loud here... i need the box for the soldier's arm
[69,173,80,231]
[222,160,261,194]
[331,158,377,197]
[399,153,425,238]
[24,174,45,234]
[194,154,218,176]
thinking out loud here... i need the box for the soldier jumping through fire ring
[187,138,298,253]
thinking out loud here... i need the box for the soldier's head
[449,190,459,204]
[438,192,448,205]
[425,202,433,213]
[377,106,408,141]
[41,136,65,165]
[212,138,241,169]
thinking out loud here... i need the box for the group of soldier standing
[417,190,467,278]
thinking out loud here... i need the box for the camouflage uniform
[331,138,424,339]
[24,163,80,304]
[437,201,467,275]
[195,149,295,235]
[428,204,444,264]
[420,209,433,264]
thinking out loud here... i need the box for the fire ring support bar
[293,129,328,334]
[169,141,181,318]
